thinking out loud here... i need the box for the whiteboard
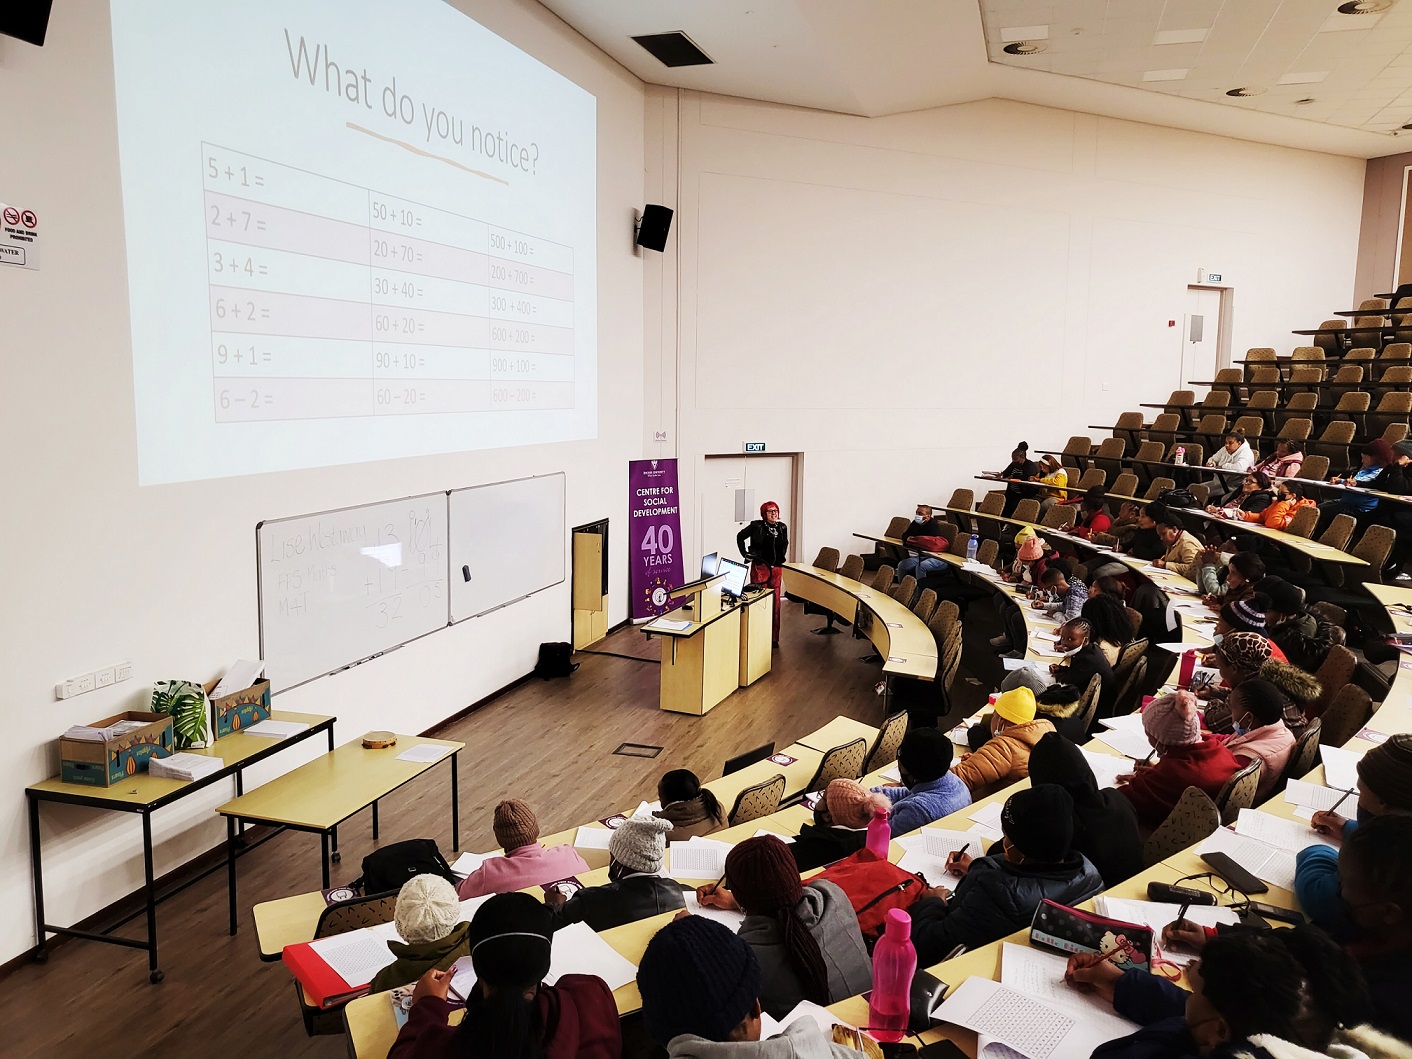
[258,493,450,692]
[450,474,566,622]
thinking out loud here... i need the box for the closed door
[1182,287,1223,388]
[699,455,796,568]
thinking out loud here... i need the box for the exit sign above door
[743,441,766,453]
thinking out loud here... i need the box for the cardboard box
[206,678,272,739]
[60,712,174,787]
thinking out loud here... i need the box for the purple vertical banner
[629,458,684,620]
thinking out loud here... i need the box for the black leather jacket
[738,519,789,566]
[549,874,686,933]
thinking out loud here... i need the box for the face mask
[913,515,924,523]
[1231,720,1248,736]
[1211,633,1224,646]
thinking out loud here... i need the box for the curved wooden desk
[781,562,938,679]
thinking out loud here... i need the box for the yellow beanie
[1013,526,1036,546]
[994,686,1037,724]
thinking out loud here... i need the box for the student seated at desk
[909,784,1103,965]
[1082,592,1137,667]
[1068,927,1377,1059]
[653,768,726,840]
[1209,469,1274,517]
[697,835,872,1020]
[455,799,590,900]
[1261,577,1336,673]
[1033,559,1089,621]
[1237,478,1314,531]
[869,727,971,836]
[390,892,620,1059]
[1316,439,1391,533]
[953,687,1056,799]
[1199,632,1319,738]
[1252,436,1305,482]
[547,814,684,931]
[1034,453,1069,514]
[1197,549,1264,607]
[1068,486,1113,540]
[1214,593,1270,639]
[895,503,950,581]
[368,874,471,995]
[1297,735,1412,933]
[1152,513,1204,580]
[1210,678,1294,802]
[636,915,868,1059]
[1028,732,1143,888]
[999,618,1113,736]
[789,779,884,872]
[1115,690,1242,831]
[1206,429,1255,476]
[999,441,1039,516]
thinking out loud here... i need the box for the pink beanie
[824,779,889,829]
[1142,690,1201,748]
[1017,536,1045,562]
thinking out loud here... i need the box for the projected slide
[110,1,597,484]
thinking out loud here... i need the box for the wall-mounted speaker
[635,204,673,252]
[1,1,54,46]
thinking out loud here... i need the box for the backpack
[353,838,456,896]
[1156,488,1198,510]
[534,641,579,679]
[814,848,928,943]
[907,535,948,553]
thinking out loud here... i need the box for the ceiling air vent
[1226,87,1267,97]
[1336,1,1393,14]
[1003,41,1047,55]
[631,31,714,68]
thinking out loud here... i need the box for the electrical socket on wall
[55,662,133,700]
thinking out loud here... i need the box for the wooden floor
[0,596,989,1058]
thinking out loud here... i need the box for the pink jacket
[1222,723,1295,801]
[455,843,589,899]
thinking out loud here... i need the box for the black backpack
[534,641,579,679]
[1156,488,1198,510]
[353,838,456,896]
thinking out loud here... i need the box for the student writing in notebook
[547,814,684,930]
[455,799,588,900]
[369,874,470,995]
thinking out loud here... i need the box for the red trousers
[750,562,783,643]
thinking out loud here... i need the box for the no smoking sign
[0,202,40,270]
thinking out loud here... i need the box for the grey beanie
[609,813,674,873]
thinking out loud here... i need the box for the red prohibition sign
[20,210,36,228]
[2,207,18,226]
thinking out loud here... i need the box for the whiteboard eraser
[462,565,471,581]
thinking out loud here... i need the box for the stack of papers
[1233,808,1336,854]
[573,826,615,851]
[1320,744,1364,793]
[999,943,1142,1037]
[147,752,223,781]
[759,1000,849,1040]
[212,658,265,698]
[450,851,501,877]
[937,975,1132,1059]
[1098,713,1146,733]
[1197,828,1298,892]
[969,801,1005,831]
[1078,748,1130,791]
[62,719,154,742]
[667,837,733,880]
[309,928,398,988]
[244,719,310,738]
[752,829,795,844]
[448,921,638,1001]
[1284,778,1356,813]
[396,743,450,764]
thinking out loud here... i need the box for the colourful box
[207,678,272,738]
[59,712,174,787]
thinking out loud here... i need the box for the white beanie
[393,873,462,944]
[609,814,674,873]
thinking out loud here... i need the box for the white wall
[644,91,1366,564]
[0,1,643,963]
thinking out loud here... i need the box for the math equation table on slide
[200,143,576,422]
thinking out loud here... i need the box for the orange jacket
[1242,496,1315,530]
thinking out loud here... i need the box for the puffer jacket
[1206,662,1320,738]
[910,851,1104,965]
[1267,611,1334,672]
[1221,722,1295,801]
[951,718,1056,798]
[737,880,872,1019]
[549,872,686,932]
[1242,495,1314,529]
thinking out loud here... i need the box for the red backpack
[814,848,928,943]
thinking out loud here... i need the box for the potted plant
[150,679,210,750]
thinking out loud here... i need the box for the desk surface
[644,586,771,637]
[781,563,938,679]
[1169,506,1367,565]
[216,733,463,830]
[27,710,335,809]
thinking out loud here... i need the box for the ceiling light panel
[1277,71,1330,84]
[1000,24,1049,42]
[1142,68,1189,81]
[1153,28,1209,45]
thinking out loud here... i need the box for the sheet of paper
[450,851,500,877]
[448,954,478,1002]
[1093,728,1156,761]
[649,619,692,632]
[1002,657,1034,671]
[1234,808,1336,854]
[1078,748,1130,791]
[212,658,265,698]
[308,928,396,987]
[573,826,614,850]
[753,829,795,844]
[683,891,746,930]
[968,822,1003,842]
[1198,828,1298,892]
[920,827,981,861]
[668,841,727,880]
[969,801,1004,830]
[934,977,1109,1059]
[1098,713,1147,733]
[1094,899,1241,967]
[879,767,901,783]
[243,719,309,738]
[396,743,450,764]
[1320,744,1364,793]
[999,943,1142,1032]
[897,849,964,888]
[545,921,638,991]
[760,999,848,1040]
[1284,778,1357,812]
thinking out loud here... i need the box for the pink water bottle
[868,908,917,1042]
[866,805,892,858]
[1178,649,1197,688]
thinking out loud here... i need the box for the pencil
[1328,787,1355,815]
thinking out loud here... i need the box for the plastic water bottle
[866,805,892,858]
[867,909,917,1043]
[966,533,979,562]
[1173,445,1186,466]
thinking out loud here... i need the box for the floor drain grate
[612,742,663,758]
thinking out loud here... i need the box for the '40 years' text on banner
[629,458,684,620]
